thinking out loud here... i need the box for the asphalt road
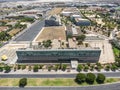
[14,20,44,41]
[0,72,120,78]
[0,83,120,90]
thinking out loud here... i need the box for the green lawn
[0,78,120,86]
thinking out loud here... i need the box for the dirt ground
[49,8,63,15]
[35,26,66,42]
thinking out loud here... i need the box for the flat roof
[72,27,78,35]
[18,47,100,51]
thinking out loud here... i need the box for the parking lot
[14,20,44,41]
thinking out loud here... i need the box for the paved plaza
[89,40,115,64]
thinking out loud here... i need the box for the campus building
[16,48,101,64]
[45,15,61,27]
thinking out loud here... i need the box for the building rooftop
[18,47,100,51]
[72,27,78,35]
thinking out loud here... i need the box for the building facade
[16,49,101,63]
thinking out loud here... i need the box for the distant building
[74,18,91,26]
[62,11,73,16]
[45,15,61,27]
[72,27,79,37]
[116,11,120,19]
[66,25,72,36]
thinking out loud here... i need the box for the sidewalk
[0,69,120,74]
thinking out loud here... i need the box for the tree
[90,65,94,71]
[14,22,24,29]
[77,64,83,72]
[33,65,39,72]
[48,66,52,71]
[0,67,3,72]
[96,62,101,67]
[42,40,52,48]
[75,73,86,84]
[21,17,34,23]
[39,65,43,69]
[0,31,11,41]
[84,65,89,72]
[17,65,21,70]
[4,66,11,73]
[87,63,90,66]
[86,73,96,84]
[105,65,110,71]
[67,34,72,38]
[62,64,67,71]
[17,5,22,8]
[111,64,118,71]
[96,74,106,84]
[54,64,59,71]
[19,78,27,87]
[95,66,102,72]
[14,66,17,71]
[28,66,32,71]
[76,35,86,41]
[21,65,26,70]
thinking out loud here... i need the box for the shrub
[96,73,106,84]
[86,73,96,84]
[77,64,83,72]
[75,73,86,84]
[19,78,27,87]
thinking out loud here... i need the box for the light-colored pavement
[0,72,120,78]
[0,44,29,64]
[0,69,120,77]
[88,40,115,64]
[85,29,115,64]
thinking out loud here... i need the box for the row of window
[17,50,101,57]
